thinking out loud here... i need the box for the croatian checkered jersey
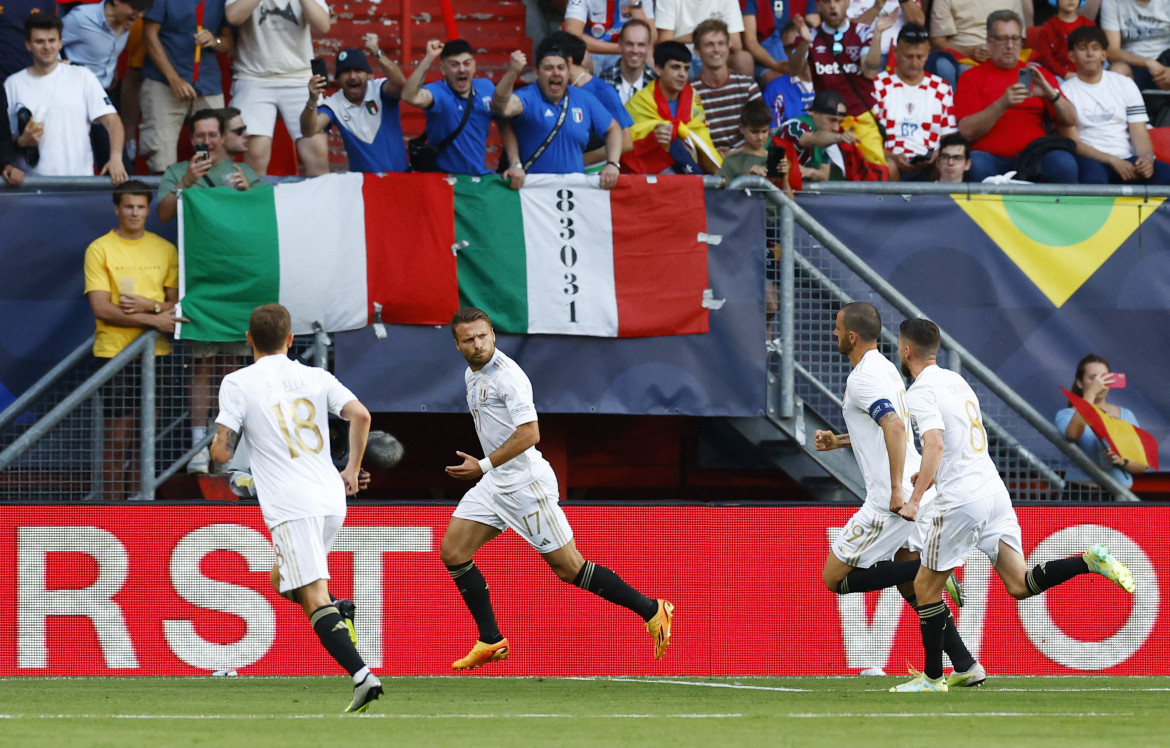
[871,71,955,157]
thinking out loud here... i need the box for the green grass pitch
[2,676,1167,746]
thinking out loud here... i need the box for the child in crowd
[720,99,794,196]
[1031,0,1096,79]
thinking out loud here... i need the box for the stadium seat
[1148,127,1170,163]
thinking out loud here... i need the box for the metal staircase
[723,176,1137,503]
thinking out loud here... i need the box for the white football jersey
[905,364,1005,507]
[465,349,549,492]
[842,349,923,511]
[217,354,356,529]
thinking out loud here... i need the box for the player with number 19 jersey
[842,348,923,509]
[217,355,357,529]
[904,364,1006,508]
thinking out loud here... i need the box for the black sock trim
[572,561,597,590]
[310,604,340,627]
[1026,557,1090,596]
[447,560,476,580]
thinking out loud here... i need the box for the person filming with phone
[156,108,259,223]
[1055,354,1149,499]
[954,10,1078,183]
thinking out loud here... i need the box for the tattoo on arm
[225,429,240,455]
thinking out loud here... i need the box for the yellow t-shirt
[83,230,179,358]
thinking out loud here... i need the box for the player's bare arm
[339,399,371,494]
[900,428,943,521]
[209,425,240,464]
[446,420,539,480]
[813,430,851,451]
[877,410,907,513]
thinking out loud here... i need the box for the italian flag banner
[455,174,709,337]
[178,172,710,340]
[178,172,458,341]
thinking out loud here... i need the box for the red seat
[1148,127,1170,163]
[1025,25,1045,57]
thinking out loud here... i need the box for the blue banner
[799,193,1170,468]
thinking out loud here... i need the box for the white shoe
[947,662,986,687]
[186,448,211,474]
[345,672,382,713]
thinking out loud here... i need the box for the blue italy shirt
[321,78,408,173]
[513,84,613,173]
[423,77,494,175]
[582,76,633,129]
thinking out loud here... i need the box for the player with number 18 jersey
[217,354,356,530]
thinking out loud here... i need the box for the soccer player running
[441,307,673,669]
[209,303,382,713]
[814,303,979,681]
[892,318,1136,693]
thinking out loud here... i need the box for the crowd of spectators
[8,1,1170,186]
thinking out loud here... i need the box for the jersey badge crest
[365,100,379,115]
[571,107,583,123]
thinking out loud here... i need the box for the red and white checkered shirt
[871,71,956,157]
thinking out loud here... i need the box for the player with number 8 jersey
[892,318,1135,694]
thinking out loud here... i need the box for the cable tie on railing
[701,289,725,310]
[451,240,469,256]
[645,175,658,184]
[372,302,387,340]
[698,232,722,245]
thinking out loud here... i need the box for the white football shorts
[831,488,938,568]
[453,466,574,553]
[270,514,344,592]
[919,487,1024,572]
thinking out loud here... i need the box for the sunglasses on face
[230,126,247,136]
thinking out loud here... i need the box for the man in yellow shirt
[83,180,183,500]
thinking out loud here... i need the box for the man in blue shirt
[63,0,151,89]
[401,38,494,175]
[547,30,632,171]
[302,40,407,173]
[492,37,622,189]
[0,0,56,82]
[140,0,232,173]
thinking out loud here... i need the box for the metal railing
[0,329,329,501]
[731,175,1139,502]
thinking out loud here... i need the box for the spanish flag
[624,81,722,175]
[1061,388,1160,470]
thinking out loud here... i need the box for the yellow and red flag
[1061,387,1159,470]
[624,81,722,175]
